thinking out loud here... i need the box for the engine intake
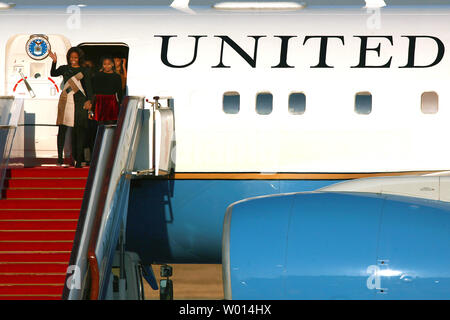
[222,191,450,299]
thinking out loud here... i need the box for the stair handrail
[62,123,110,300]
[62,96,144,300]
[86,100,130,300]
[87,96,144,299]
[0,97,24,200]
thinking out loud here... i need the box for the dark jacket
[51,62,93,128]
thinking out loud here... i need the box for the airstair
[0,167,88,300]
[0,95,174,300]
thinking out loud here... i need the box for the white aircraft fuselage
[1,5,450,174]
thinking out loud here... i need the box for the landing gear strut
[159,264,173,300]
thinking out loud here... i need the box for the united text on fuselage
[156,35,445,69]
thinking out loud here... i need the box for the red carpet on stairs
[0,166,89,300]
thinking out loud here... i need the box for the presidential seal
[26,34,51,60]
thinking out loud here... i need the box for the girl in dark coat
[91,56,123,124]
[49,47,93,168]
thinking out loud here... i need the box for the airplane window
[355,92,372,115]
[223,91,240,114]
[289,93,306,115]
[256,92,273,115]
[421,92,438,114]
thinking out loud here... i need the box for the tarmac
[144,264,224,300]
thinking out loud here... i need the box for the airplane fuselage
[1,4,450,264]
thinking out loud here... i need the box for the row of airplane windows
[222,91,440,115]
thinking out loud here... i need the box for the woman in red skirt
[91,56,123,124]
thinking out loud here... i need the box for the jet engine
[222,192,450,299]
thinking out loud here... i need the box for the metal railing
[145,96,174,176]
[62,96,144,300]
[0,97,24,199]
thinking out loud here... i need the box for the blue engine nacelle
[222,192,450,299]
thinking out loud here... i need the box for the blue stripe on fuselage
[125,179,340,264]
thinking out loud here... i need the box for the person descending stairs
[0,166,89,300]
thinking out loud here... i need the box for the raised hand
[48,50,57,63]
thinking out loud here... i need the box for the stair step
[3,188,85,199]
[0,220,78,230]
[4,179,87,189]
[0,295,61,300]
[0,166,88,300]
[0,210,80,220]
[6,167,89,178]
[0,242,73,252]
[0,263,68,274]
[0,274,66,284]
[0,252,71,263]
[0,231,76,241]
[0,284,63,296]
[0,199,83,210]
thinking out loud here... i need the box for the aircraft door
[5,34,72,161]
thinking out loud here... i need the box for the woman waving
[49,47,93,168]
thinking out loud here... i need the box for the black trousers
[57,124,86,163]
[72,124,86,163]
[85,119,98,160]
[57,125,69,161]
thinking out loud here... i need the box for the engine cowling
[222,191,450,299]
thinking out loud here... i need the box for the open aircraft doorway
[77,43,129,95]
